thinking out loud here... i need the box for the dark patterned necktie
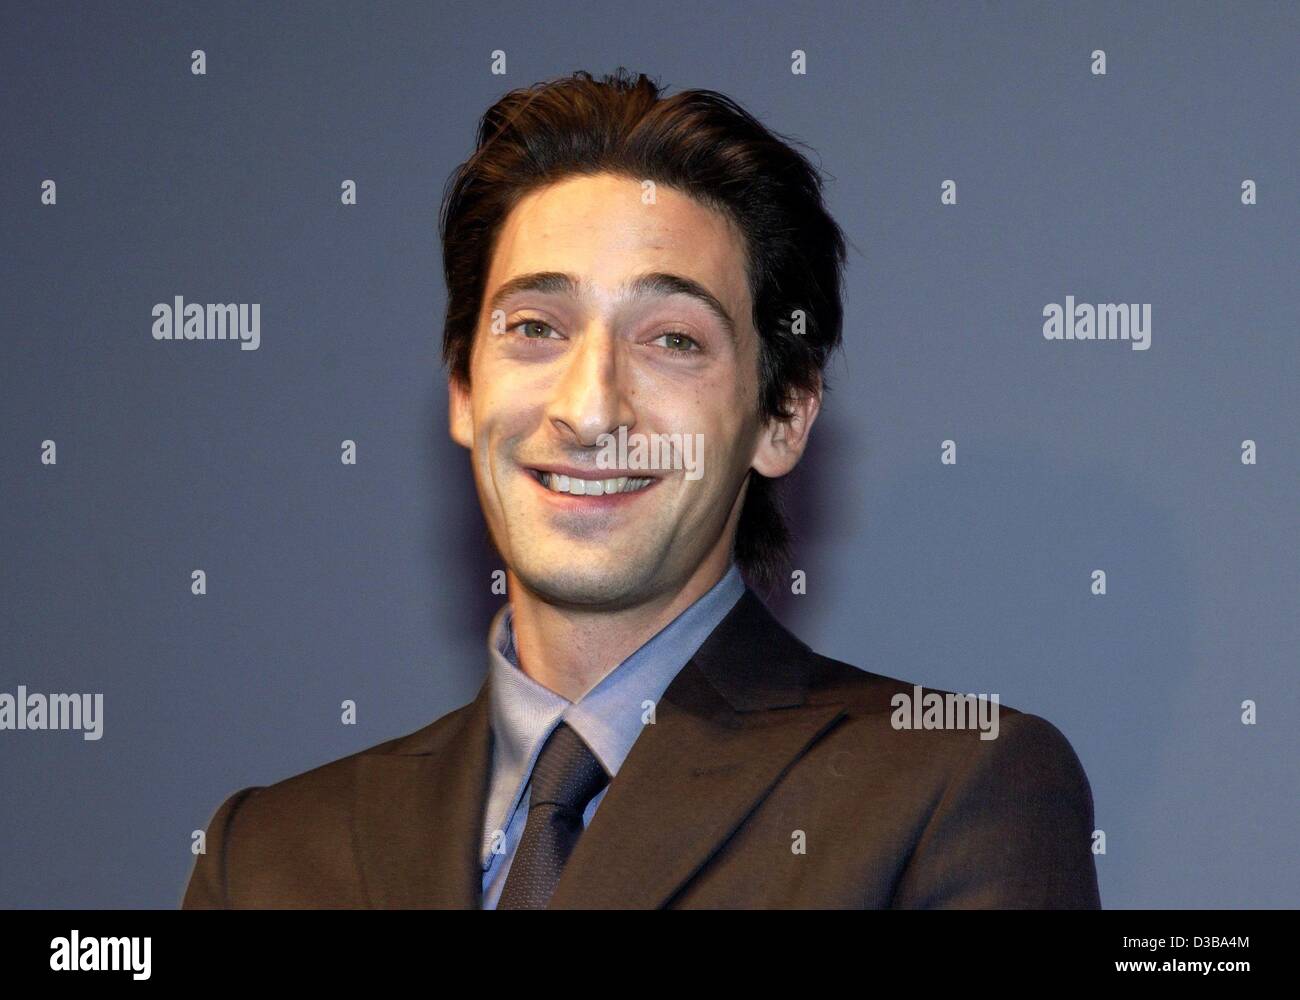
[496,721,610,909]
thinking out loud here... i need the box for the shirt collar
[481,562,746,865]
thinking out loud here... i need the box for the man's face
[450,172,799,608]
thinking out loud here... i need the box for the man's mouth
[528,468,657,496]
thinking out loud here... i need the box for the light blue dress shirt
[480,563,746,909]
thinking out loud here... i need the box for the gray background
[1,1,1296,908]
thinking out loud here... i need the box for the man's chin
[509,556,660,610]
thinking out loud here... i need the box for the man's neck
[506,554,733,702]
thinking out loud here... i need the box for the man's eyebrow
[486,271,577,317]
[485,270,738,344]
[621,272,737,344]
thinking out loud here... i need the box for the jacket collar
[351,587,847,908]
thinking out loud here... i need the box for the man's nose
[546,327,635,447]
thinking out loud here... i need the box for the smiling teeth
[538,472,653,495]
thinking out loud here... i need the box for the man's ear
[448,374,473,450]
[750,382,821,478]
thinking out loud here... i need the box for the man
[183,69,1100,909]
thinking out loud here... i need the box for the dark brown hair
[438,68,847,592]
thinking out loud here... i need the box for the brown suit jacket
[182,588,1101,908]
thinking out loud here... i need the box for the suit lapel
[547,589,847,909]
[349,589,846,909]
[352,680,492,908]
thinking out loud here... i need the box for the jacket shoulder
[804,652,1023,719]
[804,651,1088,804]
[798,652,1098,908]
[181,697,478,908]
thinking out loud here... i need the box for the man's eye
[511,320,561,340]
[654,331,700,352]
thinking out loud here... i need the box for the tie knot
[528,722,609,816]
